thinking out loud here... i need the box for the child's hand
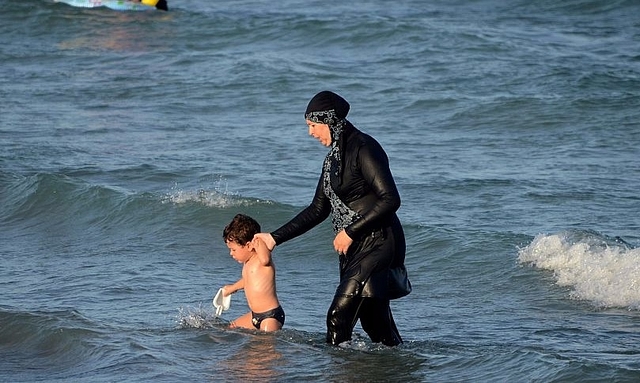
[254,233,276,251]
[251,237,264,251]
[222,285,232,296]
[252,237,272,266]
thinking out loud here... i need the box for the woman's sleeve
[344,142,401,240]
[270,174,331,246]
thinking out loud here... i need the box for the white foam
[176,305,217,329]
[518,232,640,309]
[162,186,269,209]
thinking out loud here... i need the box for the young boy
[220,214,285,332]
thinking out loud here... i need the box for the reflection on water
[210,327,430,382]
[55,10,173,52]
[217,333,284,382]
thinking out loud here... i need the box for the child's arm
[222,278,244,296]
[252,237,272,266]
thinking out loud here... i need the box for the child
[220,214,285,332]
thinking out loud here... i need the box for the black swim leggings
[326,295,402,347]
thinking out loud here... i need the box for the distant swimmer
[139,0,168,11]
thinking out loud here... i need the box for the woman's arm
[344,140,401,239]
[270,173,331,246]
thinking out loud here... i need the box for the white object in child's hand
[212,288,231,317]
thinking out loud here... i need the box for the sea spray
[176,305,219,329]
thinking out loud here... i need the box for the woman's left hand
[333,230,353,255]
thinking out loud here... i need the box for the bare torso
[242,256,279,313]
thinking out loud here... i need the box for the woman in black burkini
[257,91,411,347]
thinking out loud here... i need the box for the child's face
[226,240,253,263]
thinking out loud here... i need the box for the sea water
[1,0,639,381]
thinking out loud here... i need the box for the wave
[0,171,279,229]
[517,0,638,16]
[0,307,110,377]
[448,0,640,18]
[518,229,640,309]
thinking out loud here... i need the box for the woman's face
[306,119,332,147]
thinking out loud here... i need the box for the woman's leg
[326,277,365,345]
[359,298,403,347]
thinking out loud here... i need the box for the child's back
[242,237,280,314]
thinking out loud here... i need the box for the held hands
[333,230,353,255]
[250,237,264,252]
[254,233,276,251]
[251,236,272,266]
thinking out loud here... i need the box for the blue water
[2,0,640,381]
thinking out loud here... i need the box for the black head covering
[305,91,350,121]
[304,90,351,147]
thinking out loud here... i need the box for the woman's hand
[333,230,353,255]
[254,233,276,251]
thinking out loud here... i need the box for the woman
[257,90,411,347]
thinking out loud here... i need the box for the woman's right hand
[254,233,276,251]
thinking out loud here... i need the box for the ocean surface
[2,0,640,381]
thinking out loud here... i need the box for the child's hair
[222,214,261,245]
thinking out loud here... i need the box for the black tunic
[271,122,411,300]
